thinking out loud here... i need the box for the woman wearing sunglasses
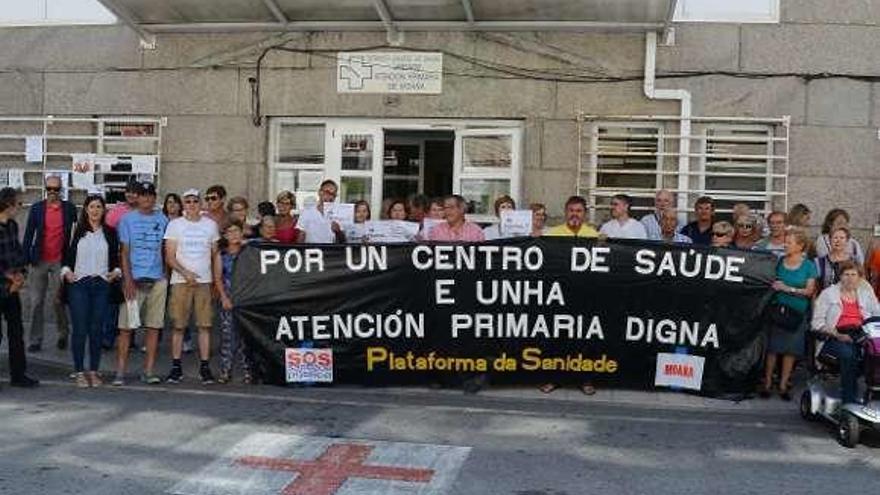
[710,221,734,248]
[733,214,759,250]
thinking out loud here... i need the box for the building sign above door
[337,52,443,94]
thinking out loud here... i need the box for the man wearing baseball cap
[163,188,220,385]
[114,181,168,385]
[100,176,141,351]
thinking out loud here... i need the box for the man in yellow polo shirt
[545,195,599,238]
[542,194,599,396]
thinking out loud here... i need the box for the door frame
[269,117,524,219]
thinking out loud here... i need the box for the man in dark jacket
[22,175,75,352]
[0,187,39,387]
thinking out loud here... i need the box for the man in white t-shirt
[163,188,220,385]
[600,194,648,240]
[299,179,345,244]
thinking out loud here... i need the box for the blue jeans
[823,339,861,404]
[69,277,109,372]
[101,303,118,348]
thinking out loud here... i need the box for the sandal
[74,372,89,389]
[580,383,597,396]
[88,372,103,388]
[758,384,772,399]
[539,383,559,394]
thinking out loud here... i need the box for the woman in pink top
[105,180,140,229]
[812,261,880,404]
[275,190,303,244]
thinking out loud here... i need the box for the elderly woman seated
[811,260,880,405]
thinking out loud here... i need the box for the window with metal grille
[579,116,788,224]
[700,125,786,218]
[582,122,670,221]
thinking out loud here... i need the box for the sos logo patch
[285,348,334,383]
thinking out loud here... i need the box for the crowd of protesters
[1,176,879,407]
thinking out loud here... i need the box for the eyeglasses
[713,232,729,237]
[736,223,754,229]
[183,199,199,204]
[205,195,220,202]
[46,186,61,192]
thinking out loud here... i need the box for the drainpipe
[643,31,692,223]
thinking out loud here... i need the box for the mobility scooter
[800,316,880,447]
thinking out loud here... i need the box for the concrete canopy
[97,0,677,40]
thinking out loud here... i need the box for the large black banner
[233,238,777,396]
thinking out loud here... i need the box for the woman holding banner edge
[762,227,818,400]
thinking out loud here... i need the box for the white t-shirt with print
[163,216,219,284]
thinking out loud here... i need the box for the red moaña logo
[663,363,694,378]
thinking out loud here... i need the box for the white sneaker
[112,373,125,386]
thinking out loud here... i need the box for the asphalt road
[1,360,879,495]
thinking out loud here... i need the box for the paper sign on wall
[71,153,96,190]
[8,169,25,191]
[25,136,43,163]
[131,155,156,174]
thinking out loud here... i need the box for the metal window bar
[577,115,789,224]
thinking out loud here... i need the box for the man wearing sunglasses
[22,175,75,352]
[202,184,227,228]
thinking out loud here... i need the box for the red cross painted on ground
[234,442,436,495]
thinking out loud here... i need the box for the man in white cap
[163,188,220,385]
